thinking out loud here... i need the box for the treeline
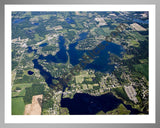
[42,88,54,110]
[23,83,44,104]
[42,45,57,52]
[111,87,131,102]
[93,72,105,83]
[122,40,148,80]
[12,17,33,39]
[14,75,40,84]
[65,30,76,41]
[12,61,18,70]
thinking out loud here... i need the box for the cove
[32,59,58,88]
[38,36,68,63]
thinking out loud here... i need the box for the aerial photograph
[11,11,149,115]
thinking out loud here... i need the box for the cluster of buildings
[124,85,138,103]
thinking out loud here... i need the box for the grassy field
[96,104,131,115]
[94,27,105,36]
[111,87,130,101]
[131,32,146,41]
[27,52,34,58]
[96,110,105,115]
[139,59,148,64]
[12,97,25,115]
[34,34,44,42]
[12,83,32,97]
[123,54,134,60]
[75,71,92,84]
[106,104,130,115]
[129,40,140,47]
[23,69,35,76]
[102,27,113,35]
[75,76,84,83]
[12,83,33,115]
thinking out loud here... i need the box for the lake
[31,32,124,88]
[61,92,141,115]
[38,36,68,63]
[28,70,34,75]
[38,32,124,73]
[39,43,48,47]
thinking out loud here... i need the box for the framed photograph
[1,1,159,128]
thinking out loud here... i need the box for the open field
[139,59,148,64]
[24,94,43,115]
[129,40,140,47]
[111,87,130,101]
[12,97,25,115]
[130,23,147,31]
[12,83,32,97]
[12,83,33,115]
[75,76,84,83]
[75,71,94,84]
[106,104,131,115]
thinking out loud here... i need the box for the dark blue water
[133,19,148,24]
[65,18,75,24]
[32,59,59,88]
[28,71,34,75]
[33,23,39,25]
[61,92,141,115]
[12,18,25,24]
[39,43,48,47]
[69,41,123,72]
[39,36,68,63]
[38,32,123,73]
[28,30,32,32]
[67,32,89,65]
